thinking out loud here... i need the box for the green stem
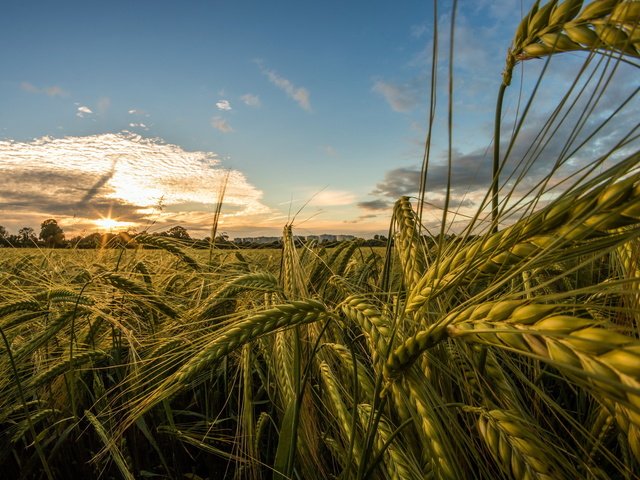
[0,326,54,480]
[285,326,302,476]
[492,82,508,233]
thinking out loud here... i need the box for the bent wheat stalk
[121,299,330,433]
[493,0,640,229]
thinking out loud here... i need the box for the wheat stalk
[407,173,640,315]
[399,372,460,479]
[357,403,425,480]
[393,197,429,292]
[120,299,330,434]
[319,360,363,473]
[341,294,391,368]
[29,350,109,391]
[135,233,200,271]
[194,271,280,320]
[448,317,640,458]
[85,410,135,480]
[96,270,178,318]
[474,407,569,479]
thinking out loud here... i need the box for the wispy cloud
[128,122,149,131]
[308,190,356,207]
[410,24,428,38]
[128,108,149,116]
[76,106,93,118]
[344,213,378,224]
[259,64,311,111]
[372,78,424,113]
[358,199,391,211]
[211,116,233,133]
[97,97,111,113]
[241,93,261,107]
[216,99,232,111]
[324,145,337,157]
[20,81,69,97]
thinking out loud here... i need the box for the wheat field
[1,1,640,479]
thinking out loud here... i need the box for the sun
[94,217,131,231]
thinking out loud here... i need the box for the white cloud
[128,122,149,131]
[241,93,261,107]
[211,116,233,133]
[0,132,270,235]
[20,81,69,97]
[260,66,311,111]
[216,99,232,111]
[372,79,423,113]
[76,106,93,118]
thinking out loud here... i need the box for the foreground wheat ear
[492,0,640,231]
[504,0,640,86]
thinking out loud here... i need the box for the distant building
[235,236,281,244]
[335,235,355,242]
[233,234,357,244]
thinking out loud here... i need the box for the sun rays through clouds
[0,133,271,236]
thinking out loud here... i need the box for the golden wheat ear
[505,0,640,86]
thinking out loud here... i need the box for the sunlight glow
[94,217,133,231]
[0,133,273,236]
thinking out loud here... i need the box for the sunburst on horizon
[93,216,134,232]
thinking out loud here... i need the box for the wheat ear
[135,233,200,271]
[407,174,640,314]
[504,0,640,86]
[122,299,330,432]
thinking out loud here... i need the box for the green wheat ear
[135,233,200,271]
[505,0,640,86]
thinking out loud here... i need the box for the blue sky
[5,0,633,239]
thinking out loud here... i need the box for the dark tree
[39,219,65,248]
[18,227,37,246]
[166,225,190,239]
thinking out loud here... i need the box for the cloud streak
[308,190,356,207]
[241,93,261,107]
[211,117,233,133]
[20,82,69,97]
[372,78,424,113]
[260,64,311,111]
[358,199,392,211]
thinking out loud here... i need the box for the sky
[0,0,637,240]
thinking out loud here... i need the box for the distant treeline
[0,220,390,249]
